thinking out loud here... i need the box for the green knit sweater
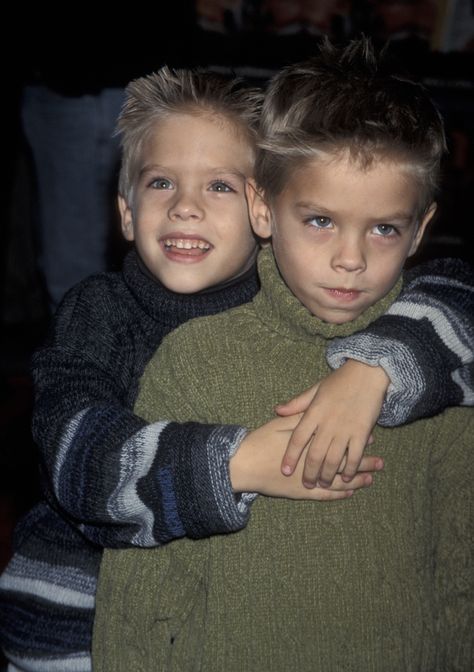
[94,248,473,672]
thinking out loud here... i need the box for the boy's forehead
[279,152,420,220]
[147,112,253,146]
[294,148,415,179]
[139,113,255,170]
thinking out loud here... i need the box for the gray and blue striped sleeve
[327,257,474,425]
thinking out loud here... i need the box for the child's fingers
[281,441,306,476]
[301,464,377,498]
[331,472,373,491]
[308,488,354,501]
[281,415,320,476]
[288,428,329,485]
[341,440,366,482]
[300,439,326,488]
[269,412,304,431]
[301,430,350,487]
[356,454,384,472]
[274,383,319,416]
[316,439,350,487]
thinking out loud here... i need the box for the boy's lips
[323,287,362,302]
[160,233,213,261]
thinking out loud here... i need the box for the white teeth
[164,238,210,250]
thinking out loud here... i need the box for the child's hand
[275,360,389,488]
[230,414,383,501]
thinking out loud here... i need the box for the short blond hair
[117,67,263,203]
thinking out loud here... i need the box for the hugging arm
[328,257,474,424]
[278,257,474,486]
[33,280,253,548]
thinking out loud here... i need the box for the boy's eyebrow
[295,201,415,224]
[369,213,414,225]
[138,165,167,180]
[209,167,248,179]
[295,200,331,212]
[138,165,248,180]
[364,211,416,225]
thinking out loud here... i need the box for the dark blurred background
[1,0,473,593]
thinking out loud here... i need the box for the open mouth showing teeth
[163,238,211,252]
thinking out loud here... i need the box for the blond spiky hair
[116,66,263,204]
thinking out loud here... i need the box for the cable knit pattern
[94,248,473,672]
[1,249,473,671]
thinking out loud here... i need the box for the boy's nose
[168,191,204,221]
[331,236,367,273]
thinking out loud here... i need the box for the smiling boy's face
[119,112,258,293]
[248,151,435,324]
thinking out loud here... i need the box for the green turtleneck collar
[253,247,403,342]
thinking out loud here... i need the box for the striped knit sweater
[1,248,474,671]
[94,247,474,672]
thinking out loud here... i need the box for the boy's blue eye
[306,216,332,229]
[150,178,173,190]
[374,224,397,236]
[210,181,234,193]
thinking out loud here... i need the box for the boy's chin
[156,271,229,295]
[307,304,365,324]
[159,277,214,295]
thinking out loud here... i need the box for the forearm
[327,257,474,426]
[36,393,252,547]
[153,422,253,540]
[34,344,253,548]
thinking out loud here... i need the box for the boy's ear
[118,195,135,242]
[408,202,437,257]
[245,179,272,240]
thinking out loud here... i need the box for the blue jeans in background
[22,86,125,312]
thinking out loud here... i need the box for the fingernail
[345,490,354,497]
[341,475,352,482]
[317,480,330,488]
[281,464,292,475]
[303,481,315,489]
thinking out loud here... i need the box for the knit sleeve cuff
[213,426,258,520]
[173,423,256,539]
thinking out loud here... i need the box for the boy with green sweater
[94,41,473,671]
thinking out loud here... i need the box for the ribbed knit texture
[94,247,474,672]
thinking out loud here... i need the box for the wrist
[345,358,390,392]
[229,431,251,493]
